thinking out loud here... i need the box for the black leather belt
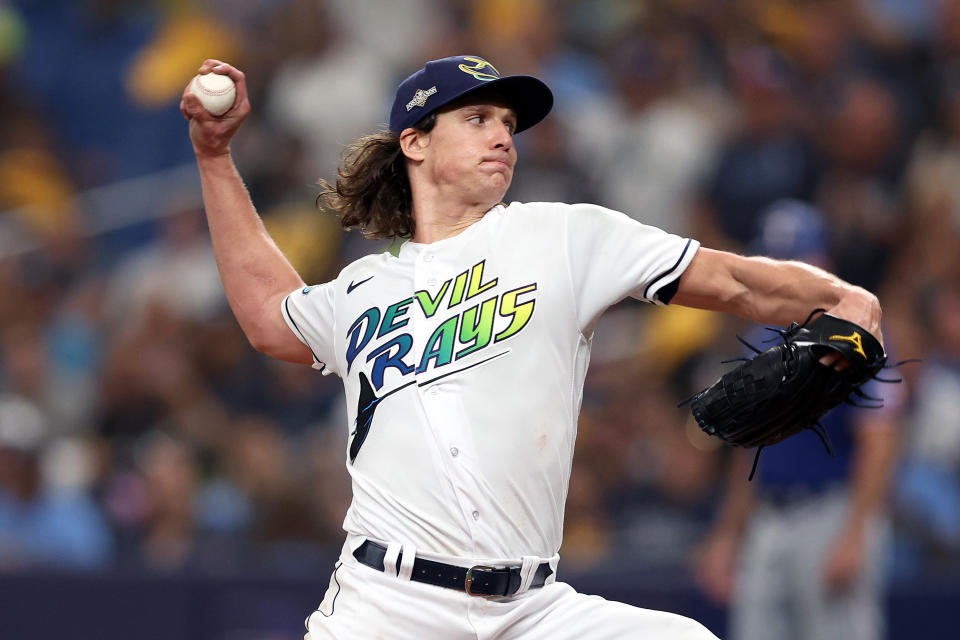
[352,540,553,597]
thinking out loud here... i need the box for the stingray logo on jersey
[345,260,537,390]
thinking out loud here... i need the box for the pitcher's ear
[399,127,429,161]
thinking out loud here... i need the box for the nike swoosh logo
[347,275,374,294]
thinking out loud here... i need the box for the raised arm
[672,248,883,343]
[181,60,312,364]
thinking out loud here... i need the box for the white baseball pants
[304,539,718,640]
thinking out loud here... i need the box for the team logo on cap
[405,85,438,111]
[458,56,500,81]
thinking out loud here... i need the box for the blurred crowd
[1,0,960,592]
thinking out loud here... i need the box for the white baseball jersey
[281,201,699,562]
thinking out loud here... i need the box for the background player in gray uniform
[694,201,904,640]
[181,54,884,639]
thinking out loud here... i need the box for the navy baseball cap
[389,55,553,134]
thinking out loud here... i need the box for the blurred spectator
[8,0,194,185]
[0,2,26,66]
[894,277,960,568]
[694,201,904,640]
[697,44,821,249]
[301,415,353,546]
[263,0,394,180]
[104,197,226,326]
[0,272,101,438]
[897,65,960,293]
[0,399,112,570]
[815,76,907,290]
[0,110,78,239]
[134,431,199,571]
[220,416,325,542]
[325,0,443,66]
[125,3,239,111]
[43,273,105,433]
[571,24,729,234]
[507,117,597,205]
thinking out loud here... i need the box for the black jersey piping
[643,238,692,303]
[313,561,342,620]
[284,295,325,369]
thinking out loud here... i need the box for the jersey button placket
[413,251,478,533]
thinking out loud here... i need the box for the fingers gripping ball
[189,72,237,116]
[684,311,888,478]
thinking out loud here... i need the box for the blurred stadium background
[1,0,959,638]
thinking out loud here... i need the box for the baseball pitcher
[181,54,884,639]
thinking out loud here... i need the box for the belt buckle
[464,565,497,597]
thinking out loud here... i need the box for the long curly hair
[317,113,437,240]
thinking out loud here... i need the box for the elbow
[237,315,279,355]
[246,331,272,355]
[228,293,289,356]
[243,318,311,364]
[244,321,288,357]
[246,329,289,361]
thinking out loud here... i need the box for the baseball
[189,72,236,116]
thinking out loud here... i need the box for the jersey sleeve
[280,282,339,376]
[560,202,699,332]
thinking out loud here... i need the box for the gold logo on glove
[828,331,866,359]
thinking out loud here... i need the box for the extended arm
[181,60,311,364]
[672,248,883,343]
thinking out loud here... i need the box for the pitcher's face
[420,99,518,205]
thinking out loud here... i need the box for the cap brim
[446,75,554,134]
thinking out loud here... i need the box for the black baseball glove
[683,310,889,479]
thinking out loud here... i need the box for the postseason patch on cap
[406,86,437,112]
